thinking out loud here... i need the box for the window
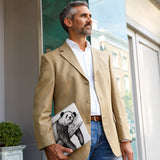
[112,52,119,68]
[124,75,130,91]
[123,57,128,71]
[89,1,138,159]
[128,28,160,160]
[100,42,106,51]
[116,77,121,90]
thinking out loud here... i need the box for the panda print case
[51,103,91,155]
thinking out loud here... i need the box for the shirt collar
[66,38,90,51]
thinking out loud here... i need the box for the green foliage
[122,91,134,120]
[122,92,132,107]
[0,122,23,147]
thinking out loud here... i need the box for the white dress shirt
[66,39,101,116]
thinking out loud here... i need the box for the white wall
[0,0,5,122]
[4,0,41,159]
[126,0,160,38]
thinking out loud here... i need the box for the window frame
[127,17,160,160]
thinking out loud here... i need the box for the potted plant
[0,122,26,160]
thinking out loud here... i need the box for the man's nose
[87,16,92,23]
[89,18,92,24]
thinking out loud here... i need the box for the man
[33,1,133,160]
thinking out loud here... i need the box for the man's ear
[64,18,73,28]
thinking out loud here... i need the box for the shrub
[0,122,23,147]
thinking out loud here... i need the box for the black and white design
[51,103,91,154]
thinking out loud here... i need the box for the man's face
[70,6,92,37]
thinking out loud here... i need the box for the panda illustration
[54,111,84,151]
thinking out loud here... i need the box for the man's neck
[69,36,87,51]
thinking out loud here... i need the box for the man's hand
[120,141,134,160]
[44,144,73,160]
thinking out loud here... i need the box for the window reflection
[89,0,137,159]
[112,52,119,68]
[123,57,128,71]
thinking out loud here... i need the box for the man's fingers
[44,144,72,160]
[122,151,126,160]
[62,146,73,154]
[127,150,134,160]
[120,142,133,160]
[56,145,73,160]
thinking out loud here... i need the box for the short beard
[80,25,92,36]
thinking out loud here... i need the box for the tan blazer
[33,42,131,159]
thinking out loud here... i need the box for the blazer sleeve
[33,54,56,150]
[108,54,132,142]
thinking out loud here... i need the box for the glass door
[89,0,138,159]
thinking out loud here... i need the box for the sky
[89,0,128,40]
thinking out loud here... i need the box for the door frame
[127,17,160,160]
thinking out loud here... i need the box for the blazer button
[86,117,90,124]
[87,100,90,104]
[86,119,90,124]
[84,81,88,85]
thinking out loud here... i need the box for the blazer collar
[59,42,87,79]
[59,42,101,81]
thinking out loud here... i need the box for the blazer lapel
[91,47,101,81]
[59,42,87,79]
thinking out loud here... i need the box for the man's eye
[81,14,86,17]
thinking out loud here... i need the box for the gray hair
[59,1,88,33]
